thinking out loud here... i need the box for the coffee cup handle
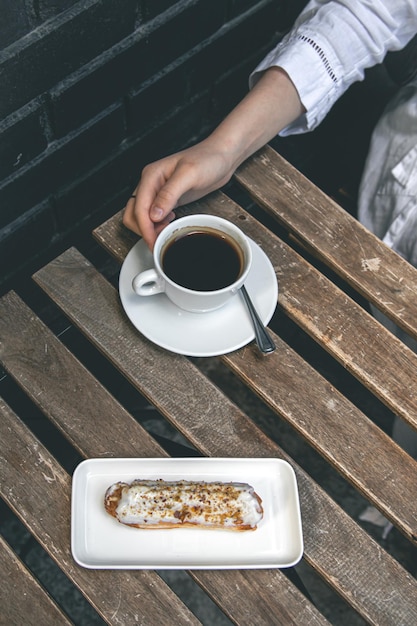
[132,269,165,296]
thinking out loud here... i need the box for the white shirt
[250,0,417,349]
[359,77,417,352]
[250,0,417,134]
[251,2,417,454]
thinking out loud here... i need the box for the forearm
[204,67,305,173]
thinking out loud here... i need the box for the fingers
[122,143,228,248]
[137,174,179,248]
[124,157,200,248]
[122,170,181,249]
[122,161,171,246]
[122,194,142,236]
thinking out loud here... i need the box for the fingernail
[151,206,163,220]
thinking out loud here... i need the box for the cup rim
[153,214,252,295]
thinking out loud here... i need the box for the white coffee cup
[132,214,252,313]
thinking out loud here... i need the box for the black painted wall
[0,0,307,293]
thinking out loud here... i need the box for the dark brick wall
[0,0,302,293]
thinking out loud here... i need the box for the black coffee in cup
[161,227,244,291]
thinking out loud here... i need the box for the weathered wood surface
[235,144,417,342]
[94,201,417,435]
[3,146,417,625]
[0,396,201,626]
[93,206,417,541]
[30,253,417,625]
[0,534,72,626]
[0,293,329,626]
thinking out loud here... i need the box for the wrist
[211,67,304,169]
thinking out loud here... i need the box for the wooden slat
[30,254,417,625]
[95,203,417,436]
[0,293,328,626]
[0,535,72,626]
[94,207,417,540]
[194,196,417,433]
[0,397,201,626]
[0,294,166,461]
[235,144,417,342]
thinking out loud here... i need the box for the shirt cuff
[249,33,343,135]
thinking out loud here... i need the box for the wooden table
[1,145,417,625]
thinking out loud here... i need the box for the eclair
[104,479,263,531]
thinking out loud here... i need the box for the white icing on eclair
[105,479,263,530]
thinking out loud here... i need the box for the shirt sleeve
[249,0,417,134]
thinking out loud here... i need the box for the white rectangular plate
[71,457,303,569]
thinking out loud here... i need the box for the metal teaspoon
[240,285,276,354]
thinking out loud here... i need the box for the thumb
[149,164,197,222]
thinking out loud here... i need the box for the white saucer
[119,238,278,357]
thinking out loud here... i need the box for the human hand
[123,68,304,249]
[122,139,236,249]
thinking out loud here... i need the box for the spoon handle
[240,285,276,354]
